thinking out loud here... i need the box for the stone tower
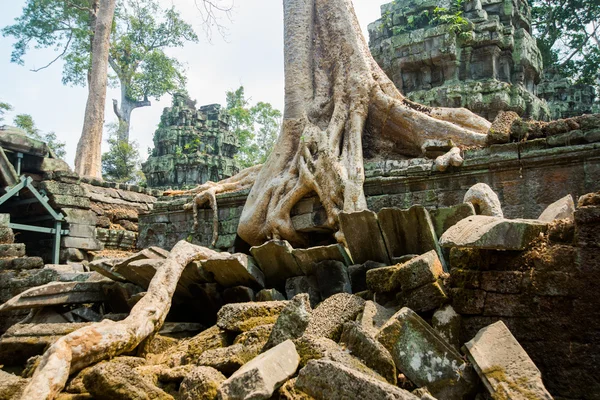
[368,0,550,121]
[143,93,240,189]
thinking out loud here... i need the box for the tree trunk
[234,0,491,246]
[19,241,220,400]
[112,85,151,142]
[74,0,116,178]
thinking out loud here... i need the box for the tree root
[19,241,220,400]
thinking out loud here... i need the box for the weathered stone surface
[429,203,476,238]
[377,308,477,399]
[377,206,445,269]
[296,360,418,400]
[357,300,396,337]
[114,258,163,289]
[219,340,300,400]
[264,294,311,350]
[277,378,314,400]
[464,321,553,400]
[177,326,230,366]
[0,243,26,258]
[348,261,385,293]
[202,253,265,289]
[338,210,390,264]
[83,361,173,400]
[463,183,504,218]
[398,280,449,313]
[304,293,365,341]
[539,194,575,222]
[196,344,257,375]
[0,128,49,156]
[12,256,44,270]
[88,258,127,282]
[314,260,352,298]
[233,324,273,348]
[440,215,548,250]
[0,146,19,187]
[217,301,288,333]
[0,281,109,312]
[0,225,14,245]
[431,305,461,349]
[0,369,27,399]
[179,366,226,400]
[285,275,321,308]
[292,244,352,275]
[256,288,286,302]
[340,321,397,384]
[250,240,303,285]
[488,111,520,144]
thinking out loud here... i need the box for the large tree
[20,0,491,396]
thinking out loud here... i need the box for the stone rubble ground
[1,184,594,400]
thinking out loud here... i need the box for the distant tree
[101,123,143,183]
[531,0,600,88]
[0,102,12,123]
[225,86,282,168]
[13,114,67,159]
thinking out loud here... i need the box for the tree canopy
[13,113,67,159]
[531,0,600,87]
[101,123,143,183]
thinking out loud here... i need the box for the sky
[0,0,389,167]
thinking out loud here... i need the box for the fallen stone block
[233,324,273,349]
[12,256,45,270]
[0,146,19,187]
[431,305,461,349]
[84,360,173,400]
[250,240,303,285]
[303,293,365,341]
[114,258,163,289]
[202,253,265,289]
[0,281,110,312]
[0,369,27,399]
[219,340,300,400]
[378,206,445,270]
[338,210,390,264]
[0,243,26,258]
[217,301,288,333]
[398,280,449,313]
[296,359,419,400]
[314,260,352,298]
[539,194,575,222]
[264,294,311,350]
[357,300,396,337]
[196,344,258,375]
[0,129,49,157]
[429,203,476,238]
[285,275,321,308]
[463,183,503,217]
[340,321,397,384]
[464,321,553,400]
[179,366,226,400]
[292,244,352,275]
[277,377,312,400]
[348,260,386,293]
[439,215,548,250]
[256,288,286,302]
[175,326,229,366]
[377,308,477,399]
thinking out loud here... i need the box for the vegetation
[13,113,67,159]
[225,86,282,168]
[531,0,600,88]
[101,123,144,184]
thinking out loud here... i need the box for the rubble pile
[1,186,598,399]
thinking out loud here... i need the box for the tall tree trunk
[112,84,151,142]
[183,0,492,248]
[74,0,116,178]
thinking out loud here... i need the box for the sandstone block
[233,324,273,348]
[196,344,257,375]
[296,360,418,400]
[285,275,321,308]
[250,240,303,285]
[398,280,448,313]
[264,294,311,351]
[179,366,226,400]
[429,203,476,238]
[0,243,25,258]
[440,215,547,250]
[303,293,365,341]
[217,301,288,333]
[338,210,390,264]
[348,260,385,292]
[539,194,575,222]
[202,253,265,289]
[431,305,461,349]
[0,369,27,400]
[12,256,44,270]
[179,326,230,366]
[357,300,396,337]
[314,260,352,298]
[464,321,553,400]
[376,308,477,399]
[218,340,300,400]
[292,244,352,275]
[256,288,286,302]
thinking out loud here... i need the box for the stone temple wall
[368,0,550,121]
[139,131,600,252]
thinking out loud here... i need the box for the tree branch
[30,32,73,72]
[112,99,123,120]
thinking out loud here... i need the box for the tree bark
[74,0,116,178]
[112,85,151,142]
[19,241,220,400]
[234,0,491,246]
